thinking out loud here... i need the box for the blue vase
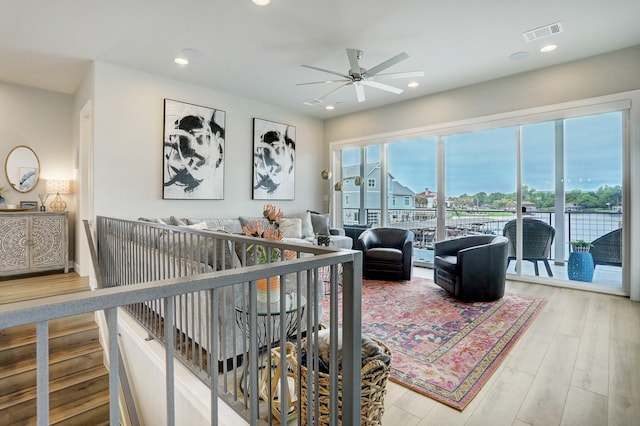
[568,252,594,282]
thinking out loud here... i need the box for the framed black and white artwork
[163,99,226,200]
[252,118,296,200]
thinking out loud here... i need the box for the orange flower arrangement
[242,204,295,263]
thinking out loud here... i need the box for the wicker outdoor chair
[590,228,622,269]
[503,219,556,276]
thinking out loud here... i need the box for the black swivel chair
[503,219,555,276]
[434,235,509,302]
[358,228,414,280]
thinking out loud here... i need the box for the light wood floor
[0,272,90,305]
[2,271,638,425]
[382,268,640,426]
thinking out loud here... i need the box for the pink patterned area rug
[323,277,546,410]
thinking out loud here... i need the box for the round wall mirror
[5,146,40,193]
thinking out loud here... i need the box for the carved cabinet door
[31,215,66,269]
[0,216,30,273]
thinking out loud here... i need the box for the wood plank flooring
[381,268,640,426]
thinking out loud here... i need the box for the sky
[342,111,623,197]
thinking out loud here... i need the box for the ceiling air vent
[523,22,563,42]
[303,98,322,106]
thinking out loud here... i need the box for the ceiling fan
[298,48,424,104]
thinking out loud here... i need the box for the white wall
[91,61,325,222]
[0,82,74,205]
[118,312,247,426]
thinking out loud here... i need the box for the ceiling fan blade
[373,70,425,79]
[362,52,410,78]
[354,83,366,103]
[362,80,403,94]
[346,48,362,76]
[301,64,350,79]
[296,79,350,86]
[318,82,352,101]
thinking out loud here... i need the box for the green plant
[570,240,593,248]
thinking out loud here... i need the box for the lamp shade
[46,180,71,194]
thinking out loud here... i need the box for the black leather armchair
[434,235,509,302]
[358,228,414,280]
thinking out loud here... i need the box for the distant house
[522,201,536,213]
[340,163,415,224]
[416,188,437,208]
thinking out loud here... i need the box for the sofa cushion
[160,228,241,271]
[284,211,314,238]
[186,221,208,230]
[169,216,189,226]
[238,215,270,232]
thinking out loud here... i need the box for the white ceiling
[2,0,639,119]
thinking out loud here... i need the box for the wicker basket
[297,338,392,426]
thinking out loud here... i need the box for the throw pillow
[285,211,314,238]
[279,218,302,239]
[308,211,330,235]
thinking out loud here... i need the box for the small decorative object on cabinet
[46,180,71,212]
[568,241,594,282]
[0,211,69,276]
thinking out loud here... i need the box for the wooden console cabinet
[0,211,69,276]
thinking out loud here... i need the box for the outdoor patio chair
[434,235,509,302]
[503,219,555,276]
[590,228,622,269]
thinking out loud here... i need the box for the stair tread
[0,313,95,343]
[0,365,109,410]
[49,392,111,425]
[13,392,111,426]
[0,321,99,352]
[0,341,103,379]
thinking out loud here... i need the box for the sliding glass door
[387,137,437,265]
[333,107,625,291]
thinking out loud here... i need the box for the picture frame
[20,201,38,211]
[162,99,226,200]
[252,118,296,200]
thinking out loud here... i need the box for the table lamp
[46,180,71,212]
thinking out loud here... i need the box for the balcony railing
[344,207,622,262]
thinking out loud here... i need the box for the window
[333,103,625,291]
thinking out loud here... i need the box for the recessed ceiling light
[325,105,335,110]
[174,57,189,65]
[407,81,419,88]
[540,44,557,53]
[509,51,530,61]
[252,0,271,5]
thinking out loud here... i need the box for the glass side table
[235,293,306,351]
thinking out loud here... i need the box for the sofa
[151,210,353,250]
[133,211,351,368]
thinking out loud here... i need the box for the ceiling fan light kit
[298,48,424,104]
